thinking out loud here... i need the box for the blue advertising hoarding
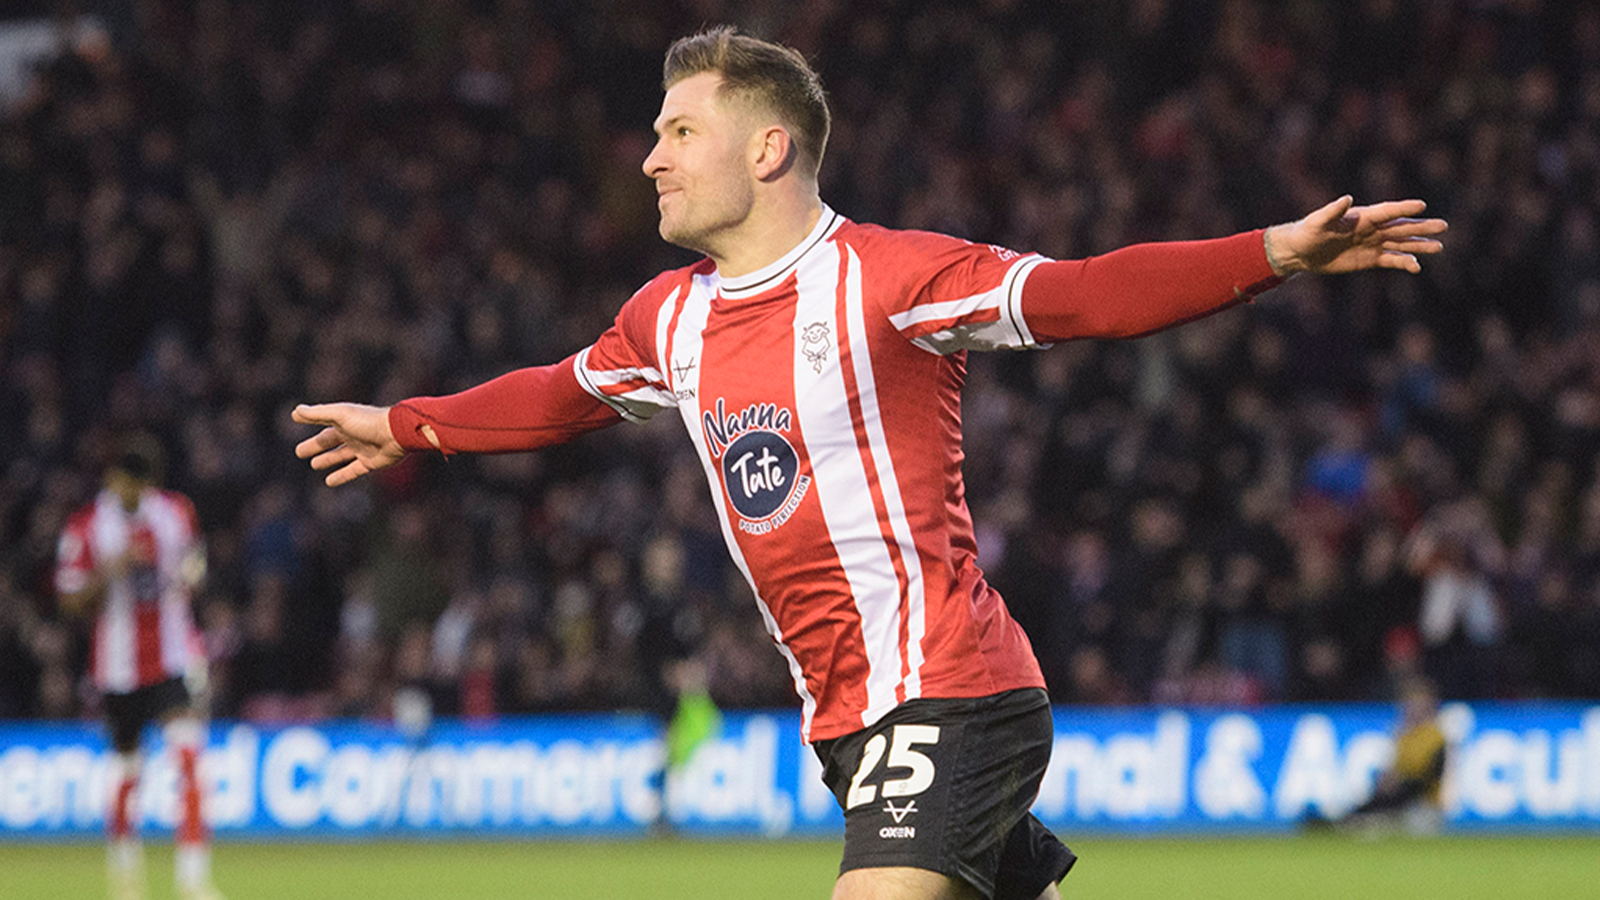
[1,703,1597,839]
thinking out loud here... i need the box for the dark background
[2,0,1598,726]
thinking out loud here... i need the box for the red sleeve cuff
[1234,229,1286,300]
[388,402,442,454]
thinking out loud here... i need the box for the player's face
[643,72,758,254]
[105,470,147,512]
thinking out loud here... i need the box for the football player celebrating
[294,28,1444,900]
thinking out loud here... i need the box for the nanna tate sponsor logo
[701,398,811,535]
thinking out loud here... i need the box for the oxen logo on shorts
[702,398,811,535]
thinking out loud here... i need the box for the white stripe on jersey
[92,494,137,691]
[161,595,188,675]
[613,385,680,409]
[884,285,1005,329]
[792,241,903,729]
[152,505,192,677]
[895,255,1049,355]
[572,343,677,421]
[842,245,928,700]
[671,275,820,738]
[654,282,679,394]
[98,598,131,691]
[582,363,668,387]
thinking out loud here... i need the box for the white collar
[715,205,843,299]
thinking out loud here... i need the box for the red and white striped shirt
[390,205,1280,741]
[56,488,204,694]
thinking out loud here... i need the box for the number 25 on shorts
[845,724,941,809]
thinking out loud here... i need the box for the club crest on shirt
[702,398,811,535]
[800,322,831,372]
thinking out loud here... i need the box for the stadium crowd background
[1,0,1599,728]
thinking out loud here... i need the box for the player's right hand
[292,403,407,487]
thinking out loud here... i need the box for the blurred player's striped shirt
[56,489,204,693]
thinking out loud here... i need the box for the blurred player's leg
[164,717,224,900]
[106,751,144,900]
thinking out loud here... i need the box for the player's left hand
[1265,196,1447,276]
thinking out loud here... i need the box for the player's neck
[708,191,823,280]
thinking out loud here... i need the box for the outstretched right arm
[294,351,623,487]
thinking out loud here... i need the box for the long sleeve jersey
[389,207,1281,741]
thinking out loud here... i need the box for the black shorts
[103,677,191,753]
[813,688,1076,900]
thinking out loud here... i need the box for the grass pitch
[2,835,1597,899]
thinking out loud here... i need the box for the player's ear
[751,124,794,181]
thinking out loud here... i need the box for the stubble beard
[657,180,755,259]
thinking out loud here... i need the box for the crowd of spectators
[3,0,1600,727]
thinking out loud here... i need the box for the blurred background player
[658,657,724,832]
[55,434,222,900]
[1347,677,1449,835]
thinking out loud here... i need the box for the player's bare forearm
[1263,196,1447,276]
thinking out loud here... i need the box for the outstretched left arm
[1017,196,1447,343]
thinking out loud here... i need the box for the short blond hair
[663,27,830,178]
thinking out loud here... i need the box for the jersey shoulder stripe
[832,223,1049,354]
